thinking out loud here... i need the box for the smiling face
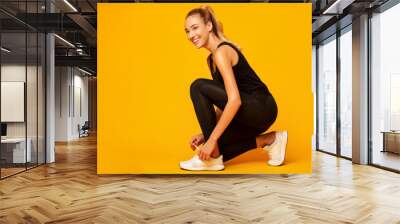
[184,14,212,48]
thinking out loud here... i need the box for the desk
[381,131,400,154]
[1,138,31,163]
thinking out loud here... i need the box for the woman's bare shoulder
[212,45,238,66]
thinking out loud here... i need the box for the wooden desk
[1,138,32,163]
[381,131,400,154]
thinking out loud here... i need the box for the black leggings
[190,78,278,162]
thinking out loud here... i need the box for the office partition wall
[0,31,28,177]
[0,0,46,179]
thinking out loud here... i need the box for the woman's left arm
[209,48,242,141]
[198,47,242,160]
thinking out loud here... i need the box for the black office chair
[79,121,90,138]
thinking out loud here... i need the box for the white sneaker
[263,131,288,166]
[179,155,224,171]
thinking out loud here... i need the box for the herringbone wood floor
[1,134,400,224]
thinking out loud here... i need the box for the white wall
[55,67,89,141]
[72,72,89,138]
[1,65,38,138]
[312,45,316,151]
[1,63,46,164]
[55,66,70,141]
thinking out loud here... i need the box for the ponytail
[186,5,241,51]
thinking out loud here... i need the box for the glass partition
[0,1,46,179]
[1,30,28,177]
[27,31,38,169]
[317,35,337,154]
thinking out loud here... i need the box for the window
[317,35,337,154]
[339,27,352,158]
[371,2,400,171]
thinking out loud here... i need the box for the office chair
[79,121,90,138]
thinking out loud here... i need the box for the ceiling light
[322,0,355,15]
[63,0,78,12]
[1,47,11,53]
[78,67,93,76]
[54,34,75,48]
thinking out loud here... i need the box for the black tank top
[207,41,271,96]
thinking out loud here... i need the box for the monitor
[1,123,7,137]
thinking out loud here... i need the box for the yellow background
[98,3,312,174]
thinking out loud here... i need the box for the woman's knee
[190,78,210,97]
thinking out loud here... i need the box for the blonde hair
[186,5,241,51]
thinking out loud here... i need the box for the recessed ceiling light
[54,34,75,48]
[63,0,78,12]
[1,47,11,53]
[77,67,93,76]
[322,0,355,15]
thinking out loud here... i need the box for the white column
[46,33,55,163]
[45,1,55,163]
